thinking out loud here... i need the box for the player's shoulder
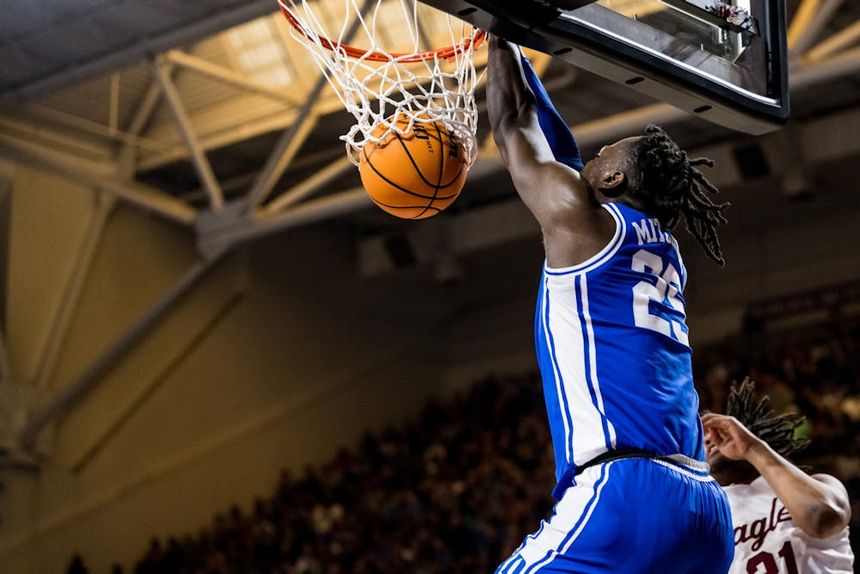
[723,476,771,497]
[543,203,625,276]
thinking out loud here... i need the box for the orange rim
[279,4,486,63]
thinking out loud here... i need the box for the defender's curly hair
[629,125,730,266]
[726,378,809,460]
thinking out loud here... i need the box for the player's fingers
[703,414,734,431]
[708,424,730,444]
[701,414,724,429]
[701,412,721,423]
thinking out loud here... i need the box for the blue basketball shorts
[495,457,734,573]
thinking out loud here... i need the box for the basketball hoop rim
[278,4,486,63]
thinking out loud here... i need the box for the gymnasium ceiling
[1,0,860,242]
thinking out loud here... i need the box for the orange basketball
[359,116,468,219]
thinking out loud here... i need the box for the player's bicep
[497,116,589,227]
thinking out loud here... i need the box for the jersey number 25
[631,249,689,345]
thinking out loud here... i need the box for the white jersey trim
[544,203,626,276]
[665,453,710,473]
[503,462,615,574]
[540,276,574,465]
[653,458,715,482]
[542,273,616,468]
[579,275,618,449]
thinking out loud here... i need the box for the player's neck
[613,195,646,215]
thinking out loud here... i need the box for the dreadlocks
[726,378,809,460]
[629,125,730,266]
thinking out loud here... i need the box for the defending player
[487,36,733,572]
[704,379,854,573]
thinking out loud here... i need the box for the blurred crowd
[128,376,554,574]
[69,323,859,573]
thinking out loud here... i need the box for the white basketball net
[277,0,484,165]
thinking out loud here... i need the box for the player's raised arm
[486,36,597,232]
[703,412,851,538]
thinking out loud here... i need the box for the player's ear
[599,170,627,197]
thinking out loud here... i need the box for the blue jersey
[535,201,706,499]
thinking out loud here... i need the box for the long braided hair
[629,125,730,266]
[726,378,809,460]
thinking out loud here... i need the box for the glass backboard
[420,0,789,134]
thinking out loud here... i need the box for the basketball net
[277,0,485,166]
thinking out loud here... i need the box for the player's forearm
[485,37,590,225]
[487,37,536,142]
[487,38,557,175]
[745,441,849,538]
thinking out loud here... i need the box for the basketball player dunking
[487,36,734,572]
[705,379,854,574]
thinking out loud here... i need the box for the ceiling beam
[152,57,225,212]
[119,79,164,177]
[18,255,225,448]
[25,104,164,152]
[70,288,245,474]
[200,188,371,255]
[0,116,114,162]
[126,83,162,138]
[134,97,345,173]
[164,50,301,107]
[803,19,860,63]
[261,156,356,216]
[0,0,278,105]
[790,44,860,90]
[246,106,321,208]
[0,141,197,226]
[32,194,115,391]
[788,0,844,57]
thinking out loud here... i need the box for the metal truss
[31,194,116,393]
[2,3,860,454]
[18,253,227,448]
[152,56,226,212]
[787,0,845,57]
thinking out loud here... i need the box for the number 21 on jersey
[746,541,798,574]
[631,249,689,345]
